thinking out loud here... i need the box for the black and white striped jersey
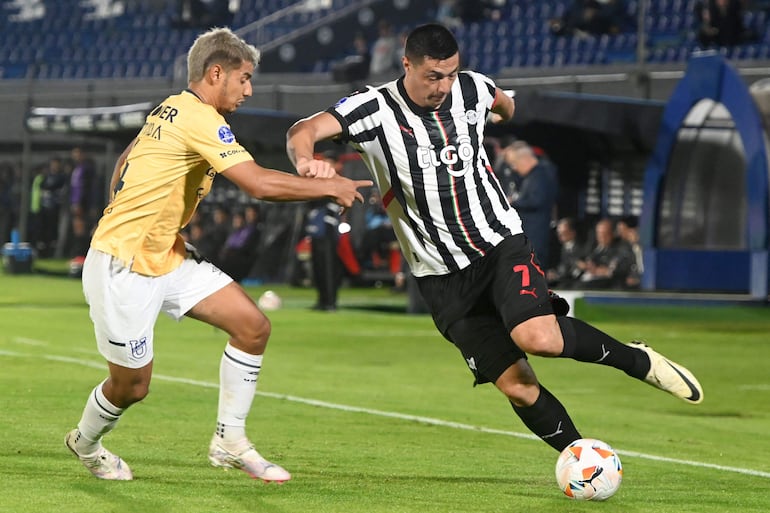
[327,70,523,277]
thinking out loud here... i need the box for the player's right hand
[330,176,373,207]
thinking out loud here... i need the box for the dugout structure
[640,52,770,299]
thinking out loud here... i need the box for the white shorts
[82,248,233,368]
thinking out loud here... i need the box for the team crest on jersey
[217,126,236,144]
[464,110,479,124]
[129,338,147,359]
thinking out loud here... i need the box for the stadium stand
[0,0,355,80]
[2,0,770,80]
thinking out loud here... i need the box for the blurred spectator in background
[550,0,625,37]
[507,141,559,270]
[174,0,233,29]
[393,29,409,70]
[358,188,400,275]
[492,137,518,204]
[218,204,262,282]
[37,156,67,257]
[547,217,588,289]
[184,212,206,251]
[0,161,20,245]
[306,152,344,311]
[457,0,505,22]
[696,0,752,47]
[435,0,462,28]
[68,147,97,257]
[68,213,91,259]
[616,215,643,289]
[28,163,45,250]
[576,218,634,289]
[199,205,231,265]
[332,32,371,86]
[600,0,631,33]
[369,20,398,77]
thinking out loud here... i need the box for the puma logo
[520,288,538,298]
[542,421,563,439]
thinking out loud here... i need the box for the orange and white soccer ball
[555,438,623,500]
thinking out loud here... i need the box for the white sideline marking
[738,384,770,391]
[12,337,49,346]
[2,346,770,480]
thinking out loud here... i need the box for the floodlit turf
[1,269,769,513]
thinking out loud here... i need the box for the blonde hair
[187,27,261,83]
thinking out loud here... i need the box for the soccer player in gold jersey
[64,27,371,482]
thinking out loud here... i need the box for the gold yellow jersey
[90,90,253,276]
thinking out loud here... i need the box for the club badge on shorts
[129,338,147,359]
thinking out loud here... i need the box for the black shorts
[416,234,553,385]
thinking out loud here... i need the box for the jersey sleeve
[326,87,378,145]
[465,70,497,110]
[184,111,254,173]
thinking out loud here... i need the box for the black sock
[558,317,650,380]
[511,385,581,452]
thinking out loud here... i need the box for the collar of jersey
[184,89,203,102]
[396,77,450,115]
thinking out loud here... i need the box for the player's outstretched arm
[488,88,515,124]
[221,160,371,208]
[286,112,344,177]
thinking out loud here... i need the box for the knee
[495,361,540,407]
[498,381,540,407]
[125,383,150,405]
[517,331,561,356]
[106,380,150,408]
[512,318,563,357]
[232,311,271,353]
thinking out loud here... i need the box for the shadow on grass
[343,304,408,314]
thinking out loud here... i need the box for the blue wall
[640,52,769,298]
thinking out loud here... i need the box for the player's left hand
[297,157,337,178]
[488,112,506,124]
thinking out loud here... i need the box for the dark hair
[404,23,459,63]
[620,215,639,229]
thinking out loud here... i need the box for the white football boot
[629,341,703,404]
[208,436,291,483]
[65,429,133,480]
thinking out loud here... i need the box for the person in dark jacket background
[306,151,344,311]
[506,140,559,270]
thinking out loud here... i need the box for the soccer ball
[257,290,282,311]
[555,438,622,500]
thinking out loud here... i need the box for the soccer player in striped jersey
[287,23,703,456]
[64,27,371,482]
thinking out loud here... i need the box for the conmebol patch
[217,126,235,144]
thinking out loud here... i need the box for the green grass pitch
[1,269,769,513]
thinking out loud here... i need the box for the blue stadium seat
[0,63,28,79]
[3,0,767,80]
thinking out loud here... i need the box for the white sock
[216,342,262,445]
[75,379,124,455]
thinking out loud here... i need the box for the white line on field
[12,337,49,346]
[2,345,770,480]
[738,384,770,391]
